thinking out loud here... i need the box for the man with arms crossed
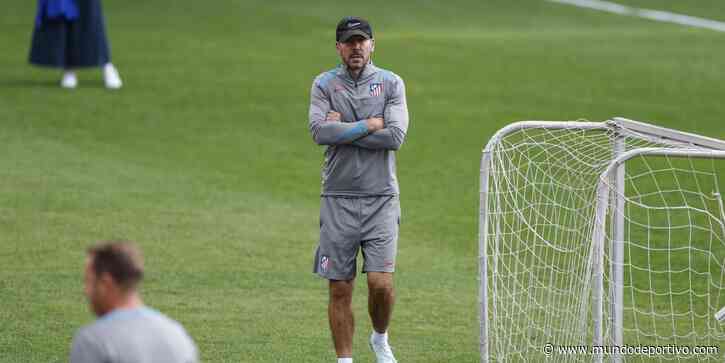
[70,241,198,363]
[309,16,409,363]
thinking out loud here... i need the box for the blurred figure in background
[70,241,198,363]
[29,0,122,89]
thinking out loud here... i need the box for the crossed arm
[308,79,409,150]
[310,111,386,146]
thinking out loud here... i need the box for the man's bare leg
[329,279,355,358]
[367,272,397,362]
[367,272,395,333]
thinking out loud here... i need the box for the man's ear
[98,272,115,292]
[336,42,342,55]
[371,39,375,52]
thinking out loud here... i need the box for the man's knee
[329,279,354,304]
[367,272,394,296]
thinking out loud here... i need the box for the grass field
[2,0,725,362]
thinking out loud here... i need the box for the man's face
[336,36,374,71]
[84,256,112,317]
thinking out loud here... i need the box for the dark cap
[336,16,373,42]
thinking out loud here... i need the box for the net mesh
[483,122,725,362]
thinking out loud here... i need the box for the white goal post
[479,118,725,362]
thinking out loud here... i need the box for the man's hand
[325,111,341,122]
[366,117,384,132]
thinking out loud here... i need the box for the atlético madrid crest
[369,83,383,97]
[320,255,330,272]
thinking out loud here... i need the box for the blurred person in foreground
[29,0,122,89]
[70,241,198,363]
[308,16,409,363]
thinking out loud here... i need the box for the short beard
[344,55,367,70]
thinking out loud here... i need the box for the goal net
[479,118,725,362]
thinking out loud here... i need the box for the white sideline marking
[548,0,725,32]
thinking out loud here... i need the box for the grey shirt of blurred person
[70,241,198,363]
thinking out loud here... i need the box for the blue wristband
[335,121,369,143]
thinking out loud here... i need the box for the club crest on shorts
[320,255,331,272]
[369,83,383,97]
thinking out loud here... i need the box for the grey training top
[309,63,409,197]
[70,307,198,363]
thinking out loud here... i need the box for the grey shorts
[313,195,400,280]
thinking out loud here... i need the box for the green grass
[2,0,725,362]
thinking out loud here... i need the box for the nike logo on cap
[348,22,361,27]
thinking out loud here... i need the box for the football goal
[479,118,725,362]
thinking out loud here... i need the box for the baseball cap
[336,16,373,42]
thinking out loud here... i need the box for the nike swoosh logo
[348,22,361,27]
